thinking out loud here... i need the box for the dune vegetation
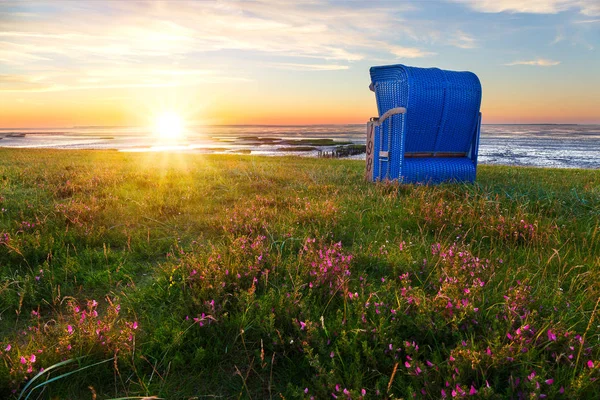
[0,149,599,399]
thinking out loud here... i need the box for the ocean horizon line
[1,123,599,131]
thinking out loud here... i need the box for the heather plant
[413,188,556,247]
[0,297,138,394]
[300,238,352,294]
[0,149,598,398]
[168,233,271,305]
[223,197,274,236]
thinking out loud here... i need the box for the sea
[1,124,599,169]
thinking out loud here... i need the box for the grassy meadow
[0,148,599,399]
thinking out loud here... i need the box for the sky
[1,0,599,128]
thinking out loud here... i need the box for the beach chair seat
[402,158,476,184]
[365,64,482,184]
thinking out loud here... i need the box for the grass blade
[23,357,114,400]
[17,357,80,400]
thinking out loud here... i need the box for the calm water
[1,124,599,169]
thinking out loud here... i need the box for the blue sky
[0,0,599,127]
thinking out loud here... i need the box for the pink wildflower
[67,325,73,334]
[29,354,36,363]
[20,356,26,364]
[547,330,557,341]
[469,385,477,395]
[545,379,553,385]
[587,360,594,368]
[4,344,11,352]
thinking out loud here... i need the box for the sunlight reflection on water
[1,124,599,169]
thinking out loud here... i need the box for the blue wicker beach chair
[365,64,482,184]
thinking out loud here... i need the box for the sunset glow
[0,1,599,127]
[154,112,185,142]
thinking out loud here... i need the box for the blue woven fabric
[368,64,482,184]
[402,158,476,184]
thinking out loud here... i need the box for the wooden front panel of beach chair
[365,121,376,181]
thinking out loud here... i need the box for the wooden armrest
[369,107,407,127]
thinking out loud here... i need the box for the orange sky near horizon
[3,88,599,128]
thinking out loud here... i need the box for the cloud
[388,45,436,58]
[550,32,565,44]
[504,59,561,66]
[0,1,433,73]
[268,63,350,71]
[448,30,478,49]
[0,68,249,93]
[451,0,600,15]
[574,18,600,23]
[0,74,53,91]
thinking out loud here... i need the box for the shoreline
[1,147,599,171]
[1,123,599,170]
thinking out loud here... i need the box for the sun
[154,112,185,142]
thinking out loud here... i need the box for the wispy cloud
[0,68,249,93]
[452,0,600,15]
[448,30,478,49]
[388,45,436,58]
[504,58,561,66]
[574,18,600,23]
[0,1,430,63]
[550,32,565,44]
[268,63,350,71]
[0,0,437,92]
[0,74,52,92]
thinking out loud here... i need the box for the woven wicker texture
[402,158,476,184]
[368,64,482,183]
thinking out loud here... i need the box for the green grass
[0,148,598,399]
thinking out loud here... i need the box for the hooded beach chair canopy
[365,64,482,184]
